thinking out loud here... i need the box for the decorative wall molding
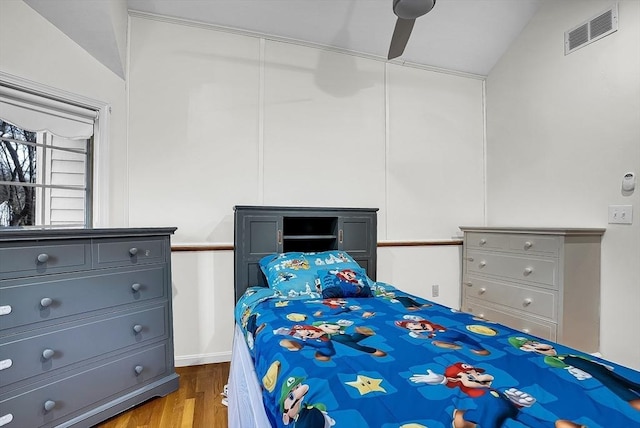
[171,240,462,252]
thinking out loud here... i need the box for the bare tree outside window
[0,119,37,226]
[0,118,90,228]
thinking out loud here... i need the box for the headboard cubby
[233,205,378,302]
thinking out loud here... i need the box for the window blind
[0,84,97,139]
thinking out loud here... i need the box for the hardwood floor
[95,363,230,428]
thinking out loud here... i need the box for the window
[0,120,91,227]
[0,75,107,228]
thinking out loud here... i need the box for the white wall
[486,0,640,369]
[0,0,128,226]
[127,16,484,365]
[4,0,636,372]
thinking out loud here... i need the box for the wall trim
[172,243,235,251]
[175,351,232,367]
[377,240,463,247]
[171,240,462,252]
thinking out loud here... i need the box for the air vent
[565,4,618,55]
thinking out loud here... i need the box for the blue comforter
[234,283,640,428]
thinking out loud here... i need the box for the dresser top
[0,227,177,242]
[459,226,605,236]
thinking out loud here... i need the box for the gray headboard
[233,205,378,302]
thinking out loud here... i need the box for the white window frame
[0,71,110,227]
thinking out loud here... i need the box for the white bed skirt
[228,324,272,428]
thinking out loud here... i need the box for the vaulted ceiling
[24,0,542,79]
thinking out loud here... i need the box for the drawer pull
[129,247,138,256]
[479,287,486,295]
[523,298,533,306]
[40,297,53,308]
[478,313,485,319]
[524,241,533,250]
[134,365,144,375]
[37,253,50,263]
[0,359,13,371]
[131,283,141,292]
[523,267,534,276]
[479,261,486,268]
[479,239,487,245]
[522,328,530,334]
[42,349,55,359]
[44,400,56,412]
[467,257,474,262]
[133,324,143,333]
[0,413,13,426]
[0,305,11,316]
[464,281,473,287]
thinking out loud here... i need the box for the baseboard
[175,351,232,367]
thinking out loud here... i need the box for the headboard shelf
[233,205,378,302]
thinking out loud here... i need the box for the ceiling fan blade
[388,17,415,60]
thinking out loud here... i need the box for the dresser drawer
[0,304,167,389]
[0,241,91,280]
[463,300,557,341]
[466,250,558,288]
[465,232,508,250]
[508,235,560,255]
[0,266,166,332]
[463,276,557,319]
[0,343,168,428]
[93,237,166,268]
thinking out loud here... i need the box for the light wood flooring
[95,363,230,428]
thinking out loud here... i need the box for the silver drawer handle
[133,324,143,333]
[0,413,14,425]
[478,313,485,319]
[522,328,530,334]
[44,400,56,412]
[524,267,534,276]
[464,281,473,287]
[479,261,486,268]
[524,241,533,249]
[479,239,487,245]
[467,257,474,262]
[40,297,53,308]
[134,365,144,375]
[37,253,49,263]
[131,283,141,292]
[129,247,138,256]
[479,287,486,295]
[523,298,533,306]
[42,349,55,359]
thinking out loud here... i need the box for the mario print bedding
[234,282,640,428]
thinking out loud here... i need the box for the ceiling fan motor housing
[393,0,436,20]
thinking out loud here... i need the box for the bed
[228,209,640,428]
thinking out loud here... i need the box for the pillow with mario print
[315,267,373,298]
[258,252,318,297]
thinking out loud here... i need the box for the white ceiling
[127,0,542,76]
[23,0,541,78]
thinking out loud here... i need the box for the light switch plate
[608,205,633,224]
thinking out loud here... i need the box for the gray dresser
[459,227,604,353]
[0,228,179,428]
[234,206,378,302]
